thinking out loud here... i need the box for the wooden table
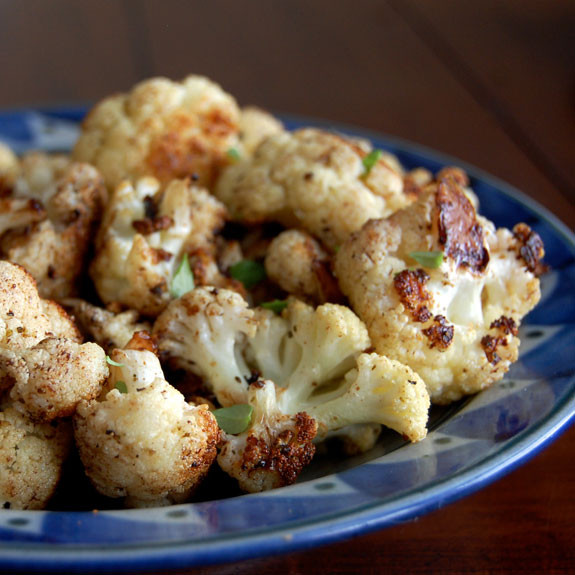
[1,2,573,573]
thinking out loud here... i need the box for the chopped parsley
[213,404,253,434]
[409,251,444,269]
[106,356,124,367]
[229,259,266,290]
[115,381,128,394]
[171,253,195,298]
[361,149,382,177]
[227,147,241,161]
[260,299,288,314]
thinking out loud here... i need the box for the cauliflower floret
[2,337,108,422]
[215,128,411,249]
[0,261,54,352]
[218,380,317,493]
[0,143,19,194]
[62,299,151,352]
[218,351,429,493]
[154,287,257,406]
[264,229,342,303]
[237,106,284,157]
[41,299,82,342]
[91,177,227,316]
[0,152,105,299]
[74,348,220,508]
[335,175,543,404]
[0,396,71,509]
[73,75,241,190]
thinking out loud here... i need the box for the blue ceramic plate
[0,109,574,573]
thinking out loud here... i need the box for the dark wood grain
[396,0,575,204]
[0,1,573,574]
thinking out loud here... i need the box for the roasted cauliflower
[335,174,543,404]
[237,106,284,157]
[2,337,108,422]
[215,128,411,249]
[0,150,105,299]
[0,395,71,510]
[90,177,227,316]
[73,75,241,190]
[264,229,342,304]
[74,347,220,508]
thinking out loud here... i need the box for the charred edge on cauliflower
[422,315,454,350]
[240,412,317,487]
[436,177,489,273]
[132,215,174,235]
[393,269,432,323]
[436,166,469,187]
[481,316,519,365]
[512,223,547,276]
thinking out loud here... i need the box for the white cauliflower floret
[237,106,284,157]
[335,175,543,404]
[154,287,257,406]
[73,75,241,190]
[215,128,411,249]
[217,380,317,493]
[2,337,108,422]
[303,353,429,443]
[0,152,105,299]
[91,177,227,316]
[264,229,342,303]
[74,348,220,508]
[218,351,428,493]
[0,261,55,353]
[0,396,71,510]
[63,299,151,352]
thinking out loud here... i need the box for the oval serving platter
[0,108,574,573]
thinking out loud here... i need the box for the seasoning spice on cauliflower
[0,151,105,299]
[215,128,412,250]
[154,287,257,406]
[335,174,544,404]
[264,229,342,304]
[2,337,108,422]
[74,347,220,508]
[0,396,71,510]
[90,177,228,316]
[73,75,241,190]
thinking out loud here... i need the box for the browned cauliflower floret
[0,396,71,510]
[264,229,342,304]
[218,380,318,493]
[215,128,411,249]
[74,348,220,508]
[0,151,105,299]
[2,337,108,422]
[335,175,543,404]
[237,106,284,157]
[0,261,54,353]
[73,75,241,190]
[63,299,151,352]
[90,177,227,316]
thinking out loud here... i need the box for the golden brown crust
[512,223,547,276]
[393,269,432,323]
[436,177,489,274]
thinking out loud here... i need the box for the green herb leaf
[361,149,382,177]
[229,260,266,290]
[115,381,128,394]
[227,147,241,161]
[171,254,195,298]
[106,356,124,367]
[260,299,288,314]
[213,404,253,434]
[409,251,444,269]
